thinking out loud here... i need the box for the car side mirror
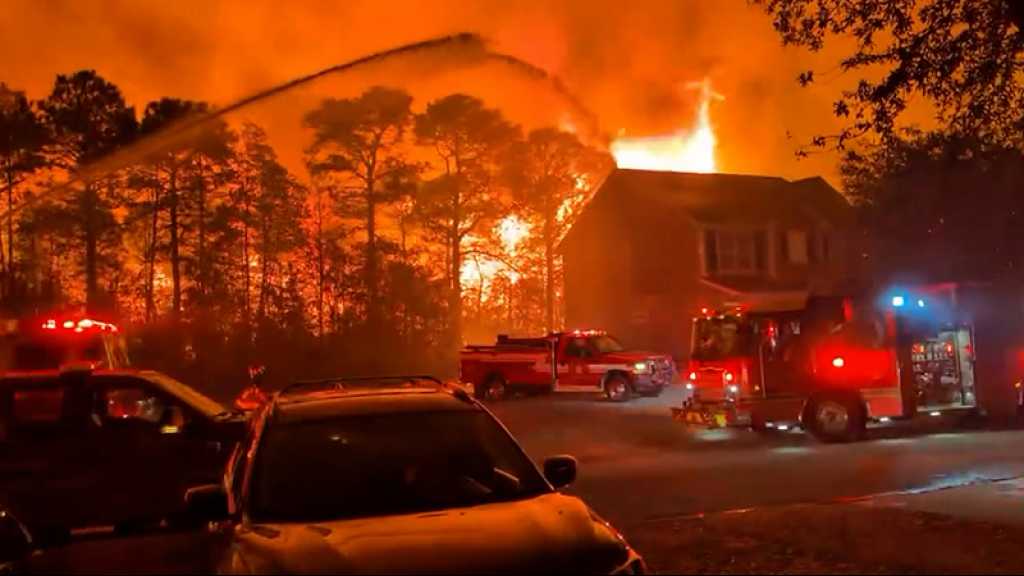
[543,455,577,489]
[184,484,229,522]
[0,509,32,566]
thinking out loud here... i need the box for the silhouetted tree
[414,93,519,345]
[758,0,1024,150]
[506,128,612,331]
[303,86,418,329]
[0,84,49,299]
[136,98,208,320]
[40,70,136,309]
[843,131,1024,283]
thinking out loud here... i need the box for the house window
[786,230,808,264]
[705,229,765,275]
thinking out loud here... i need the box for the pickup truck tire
[806,395,865,443]
[477,374,508,402]
[604,373,632,402]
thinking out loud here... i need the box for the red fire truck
[460,330,676,402]
[0,313,130,372]
[675,283,1024,441]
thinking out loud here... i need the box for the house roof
[562,169,850,249]
[611,168,847,222]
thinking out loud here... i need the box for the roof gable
[584,168,849,225]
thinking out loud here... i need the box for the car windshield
[142,371,227,418]
[590,335,624,354]
[250,410,550,523]
[691,316,755,361]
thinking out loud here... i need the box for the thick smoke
[0,0,851,185]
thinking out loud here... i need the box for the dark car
[186,377,645,574]
[0,367,245,540]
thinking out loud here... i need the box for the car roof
[272,387,480,424]
[0,368,144,382]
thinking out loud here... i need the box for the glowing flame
[610,78,723,173]
[496,215,530,253]
[460,215,532,297]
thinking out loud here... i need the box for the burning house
[560,169,854,359]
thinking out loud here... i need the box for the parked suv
[186,376,645,574]
[0,368,245,540]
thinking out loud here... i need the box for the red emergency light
[40,317,118,333]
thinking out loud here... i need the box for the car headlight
[633,361,652,374]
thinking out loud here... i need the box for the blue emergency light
[891,295,905,307]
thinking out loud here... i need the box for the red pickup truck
[460,330,675,402]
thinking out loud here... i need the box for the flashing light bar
[41,317,119,333]
[891,295,906,307]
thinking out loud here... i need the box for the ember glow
[610,78,723,173]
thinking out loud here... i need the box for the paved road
[489,384,1024,530]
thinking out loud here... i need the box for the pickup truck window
[590,335,624,354]
[564,338,591,358]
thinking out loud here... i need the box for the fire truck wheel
[604,373,632,402]
[807,396,865,442]
[750,411,769,433]
[477,374,507,402]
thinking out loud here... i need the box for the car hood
[229,493,631,574]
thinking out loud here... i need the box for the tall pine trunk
[196,157,207,301]
[6,166,14,298]
[144,182,160,322]
[241,181,251,327]
[364,171,379,328]
[168,171,182,319]
[83,184,99,310]
[543,187,555,333]
[315,187,325,341]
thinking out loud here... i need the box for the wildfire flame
[461,215,531,294]
[610,78,723,173]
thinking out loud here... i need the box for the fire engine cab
[675,283,1024,441]
[0,314,130,372]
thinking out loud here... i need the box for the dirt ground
[628,502,1024,574]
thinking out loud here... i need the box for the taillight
[724,371,734,382]
[832,356,845,368]
[688,371,697,381]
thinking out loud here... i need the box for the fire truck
[460,330,675,402]
[0,313,130,372]
[674,283,1024,441]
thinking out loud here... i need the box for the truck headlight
[633,361,651,374]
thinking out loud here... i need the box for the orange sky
[1,0,867,189]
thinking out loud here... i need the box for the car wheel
[604,373,632,402]
[807,396,864,442]
[479,374,507,402]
